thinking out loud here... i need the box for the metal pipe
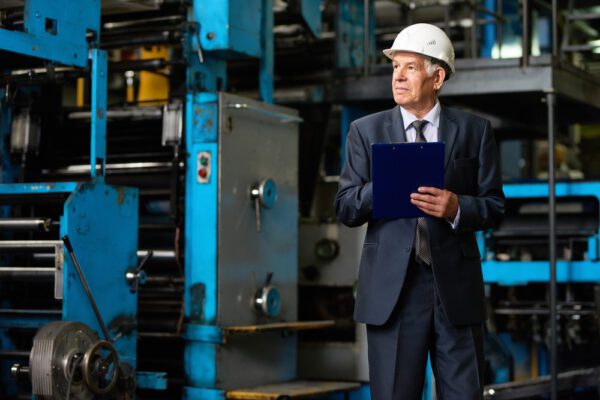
[470,2,478,58]
[68,107,162,120]
[0,267,54,278]
[494,308,595,315]
[547,91,557,400]
[103,15,184,30]
[101,31,181,49]
[552,0,558,57]
[0,59,175,85]
[363,0,370,76]
[145,276,184,284]
[0,240,61,252]
[521,0,529,67]
[0,218,51,231]
[0,309,61,315]
[138,250,176,260]
[444,7,451,36]
[497,0,503,57]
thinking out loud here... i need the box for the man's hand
[410,187,458,219]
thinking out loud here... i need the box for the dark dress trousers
[334,105,505,399]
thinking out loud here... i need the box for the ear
[433,67,446,90]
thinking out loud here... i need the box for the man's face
[391,52,443,115]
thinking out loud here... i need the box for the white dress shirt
[400,102,460,229]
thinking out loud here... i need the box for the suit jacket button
[405,247,411,252]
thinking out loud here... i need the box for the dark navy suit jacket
[335,105,505,326]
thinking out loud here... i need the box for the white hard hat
[383,23,456,79]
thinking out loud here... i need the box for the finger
[418,186,443,195]
[410,193,437,204]
[411,198,440,212]
[411,194,445,207]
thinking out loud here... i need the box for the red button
[198,169,208,179]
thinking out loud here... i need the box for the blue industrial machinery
[482,181,600,284]
[0,0,139,398]
[476,181,600,386]
[336,0,375,70]
[181,2,369,399]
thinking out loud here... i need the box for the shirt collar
[400,100,441,130]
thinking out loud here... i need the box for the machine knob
[250,178,277,209]
[249,178,278,232]
[253,272,281,317]
[126,250,152,293]
[254,286,282,318]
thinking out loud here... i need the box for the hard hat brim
[382,48,455,77]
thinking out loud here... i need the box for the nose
[393,67,405,81]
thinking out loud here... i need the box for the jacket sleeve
[456,120,505,232]
[334,122,373,227]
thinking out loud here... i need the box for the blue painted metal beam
[0,29,88,67]
[0,0,100,67]
[183,387,225,400]
[136,372,168,390]
[301,0,322,38]
[193,0,262,58]
[0,313,59,329]
[503,181,600,197]
[483,261,600,285]
[260,0,274,103]
[0,182,79,194]
[90,49,107,180]
[184,93,219,324]
[0,100,17,186]
[480,181,600,284]
[335,0,375,69]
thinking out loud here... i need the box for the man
[334,23,505,399]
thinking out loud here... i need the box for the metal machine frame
[0,1,139,398]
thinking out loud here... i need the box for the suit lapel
[384,106,407,143]
[439,107,458,169]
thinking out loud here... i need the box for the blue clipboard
[372,142,445,219]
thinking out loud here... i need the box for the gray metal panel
[442,65,553,96]
[299,222,366,286]
[298,323,368,381]
[218,333,297,390]
[216,93,299,387]
[297,222,368,381]
[554,66,600,111]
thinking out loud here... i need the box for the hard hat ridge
[383,23,456,79]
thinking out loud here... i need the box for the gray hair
[424,58,442,77]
